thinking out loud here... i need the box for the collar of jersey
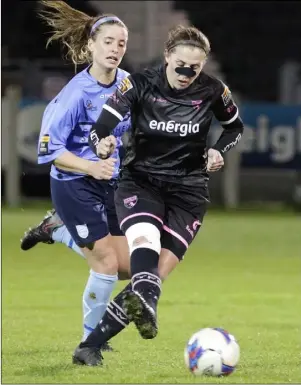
[84,64,118,89]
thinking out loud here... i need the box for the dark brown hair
[38,0,127,65]
[165,25,211,56]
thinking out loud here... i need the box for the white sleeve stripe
[103,104,123,121]
[219,109,239,125]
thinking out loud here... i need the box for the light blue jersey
[38,66,131,180]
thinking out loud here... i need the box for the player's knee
[86,237,119,273]
[125,223,161,254]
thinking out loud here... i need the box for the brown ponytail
[38,1,127,65]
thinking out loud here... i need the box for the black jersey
[89,65,244,182]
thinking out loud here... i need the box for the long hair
[38,1,126,65]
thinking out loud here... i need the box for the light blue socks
[52,226,118,340]
[82,270,118,340]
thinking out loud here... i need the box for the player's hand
[206,148,224,172]
[88,158,117,180]
[96,135,117,159]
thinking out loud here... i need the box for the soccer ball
[184,327,240,376]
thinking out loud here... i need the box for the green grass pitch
[2,208,300,383]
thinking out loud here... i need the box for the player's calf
[123,223,162,339]
[81,237,119,341]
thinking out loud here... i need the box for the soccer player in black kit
[72,25,244,366]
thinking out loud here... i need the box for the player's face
[165,46,207,89]
[89,24,128,70]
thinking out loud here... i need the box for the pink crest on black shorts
[192,220,202,230]
[123,195,138,209]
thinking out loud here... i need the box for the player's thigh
[51,176,111,247]
[114,172,165,233]
[161,186,209,261]
[114,172,165,254]
[103,180,130,276]
[50,177,117,271]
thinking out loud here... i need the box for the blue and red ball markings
[213,328,236,376]
[213,327,231,344]
[187,339,205,372]
[221,363,235,376]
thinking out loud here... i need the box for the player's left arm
[88,75,141,158]
[210,82,244,154]
[112,113,131,137]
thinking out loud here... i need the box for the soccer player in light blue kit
[26,0,132,349]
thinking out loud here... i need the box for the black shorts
[114,170,210,260]
[51,176,123,247]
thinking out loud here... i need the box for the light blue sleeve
[112,113,131,138]
[37,90,80,164]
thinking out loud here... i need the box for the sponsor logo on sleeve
[117,78,133,95]
[222,85,231,106]
[39,134,50,154]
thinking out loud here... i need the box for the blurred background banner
[239,104,301,170]
[2,0,301,208]
[2,100,48,172]
[209,104,301,169]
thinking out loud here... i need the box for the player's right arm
[88,74,142,158]
[37,91,115,180]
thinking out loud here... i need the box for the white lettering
[192,123,200,134]
[149,120,157,129]
[157,121,166,131]
[166,120,175,133]
[221,133,242,153]
[237,125,254,153]
[175,123,181,132]
[179,124,188,136]
[257,115,269,152]
[89,130,99,146]
[149,120,200,136]
[270,126,294,162]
